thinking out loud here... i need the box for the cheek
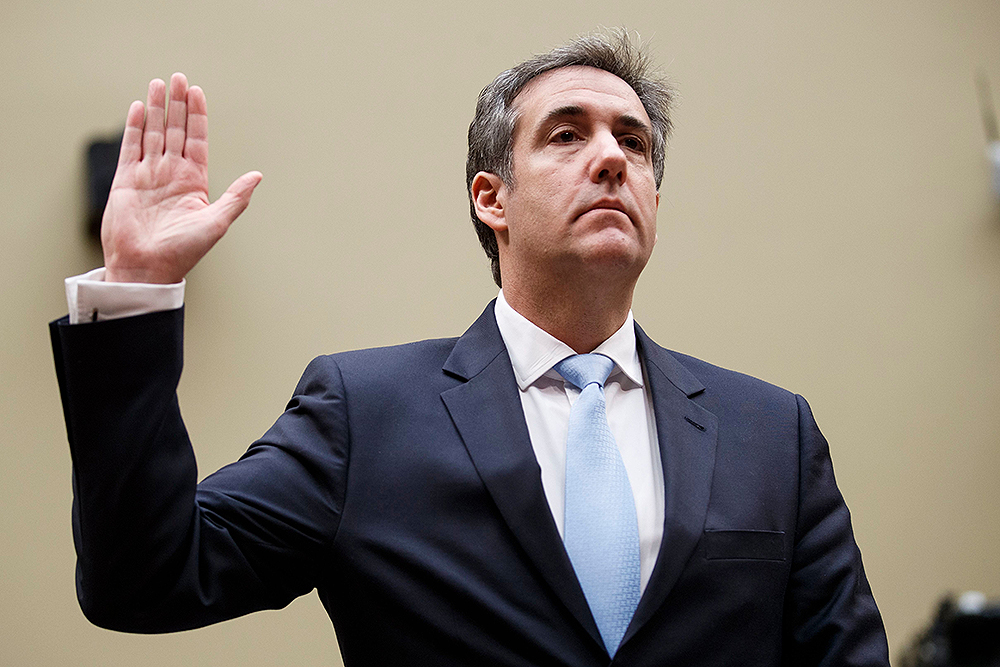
[506,199,555,249]
[516,191,559,227]
[636,189,658,226]
[639,181,659,227]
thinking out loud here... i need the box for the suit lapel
[440,302,605,652]
[623,325,719,646]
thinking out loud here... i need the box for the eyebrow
[539,105,652,141]
[542,105,586,124]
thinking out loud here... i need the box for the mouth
[579,199,631,223]
[587,199,627,214]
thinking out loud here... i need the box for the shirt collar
[493,290,644,390]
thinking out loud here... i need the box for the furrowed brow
[538,106,652,139]
[541,105,586,126]
[618,114,653,141]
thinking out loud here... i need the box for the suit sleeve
[781,394,890,666]
[49,308,349,633]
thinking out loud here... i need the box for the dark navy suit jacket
[50,301,889,666]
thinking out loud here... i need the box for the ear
[471,172,508,235]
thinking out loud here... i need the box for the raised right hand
[101,73,262,284]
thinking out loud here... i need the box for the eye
[553,129,578,143]
[620,135,646,152]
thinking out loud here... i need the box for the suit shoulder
[300,337,461,391]
[654,349,816,449]
[662,348,798,407]
[326,337,458,366]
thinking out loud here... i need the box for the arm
[50,76,320,632]
[781,395,890,666]
[51,308,348,632]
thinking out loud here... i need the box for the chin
[580,232,649,266]
[578,249,649,282]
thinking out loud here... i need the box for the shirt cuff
[65,268,186,324]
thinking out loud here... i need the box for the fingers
[184,85,208,166]
[143,78,167,158]
[164,73,188,155]
[124,74,201,164]
[118,100,146,167]
[209,171,263,229]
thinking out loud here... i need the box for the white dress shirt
[65,268,184,324]
[63,273,665,592]
[493,291,663,592]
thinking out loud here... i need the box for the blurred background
[2,0,998,664]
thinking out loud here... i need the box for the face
[475,66,660,289]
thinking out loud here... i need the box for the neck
[502,274,636,354]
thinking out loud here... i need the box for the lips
[588,198,627,213]
[578,198,630,223]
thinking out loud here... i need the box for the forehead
[512,65,650,132]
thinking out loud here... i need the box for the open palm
[102,73,261,284]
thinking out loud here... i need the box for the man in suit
[51,32,890,665]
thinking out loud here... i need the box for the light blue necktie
[554,353,641,656]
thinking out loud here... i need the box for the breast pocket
[703,529,786,561]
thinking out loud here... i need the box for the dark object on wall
[900,593,1000,667]
[86,134,122,242]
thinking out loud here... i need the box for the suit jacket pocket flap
[704,529,785,561]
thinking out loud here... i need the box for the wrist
[103,265,183,285]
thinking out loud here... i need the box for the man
[51,32,890,665]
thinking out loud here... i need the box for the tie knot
[554,353,615,391]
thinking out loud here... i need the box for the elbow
[78,594,125,631]
[77,581,134,632]
[75,567,150,633]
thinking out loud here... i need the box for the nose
[589,130,627,185]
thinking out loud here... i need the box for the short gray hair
[466,30,674,287]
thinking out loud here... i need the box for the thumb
[210,171,263,229]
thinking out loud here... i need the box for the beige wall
[2,0,998,664]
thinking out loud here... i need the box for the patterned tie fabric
[554,353,641,656]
